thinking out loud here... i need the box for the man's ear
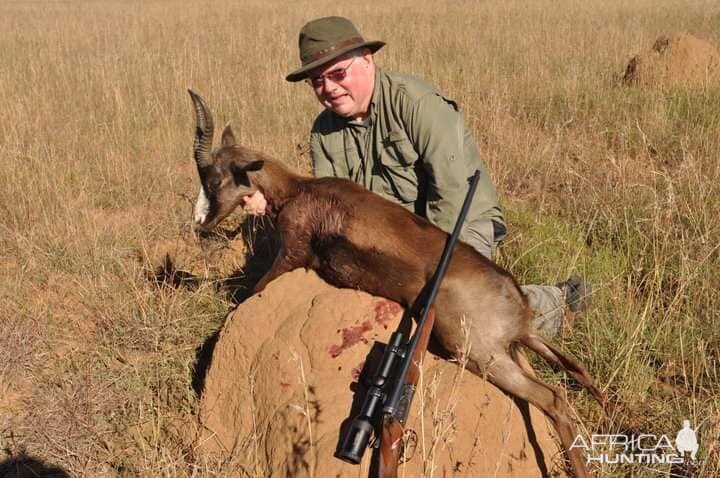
[221,125,237,147]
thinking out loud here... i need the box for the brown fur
[189,96,605,477]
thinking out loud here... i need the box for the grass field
[1,0,720,476]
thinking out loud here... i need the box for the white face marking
[194,187,210,224]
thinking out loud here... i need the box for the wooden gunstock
[405,307,435,387]
[378,416,403,478]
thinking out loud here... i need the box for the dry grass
[1,0,719,476]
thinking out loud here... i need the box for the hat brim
[285,41,385,82]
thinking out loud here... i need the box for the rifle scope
[337,331,405,463]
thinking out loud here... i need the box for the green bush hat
[286,16,385,82]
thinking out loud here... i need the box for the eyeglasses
[307,56,357,89]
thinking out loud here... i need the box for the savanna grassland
[1,1,720,476]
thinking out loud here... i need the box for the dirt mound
[198,269,567,477]
[623,32,720,87]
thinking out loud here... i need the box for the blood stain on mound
[329,321,373,358]
[374,300,402,329]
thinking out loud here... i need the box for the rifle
[337,170,481,477]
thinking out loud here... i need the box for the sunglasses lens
[308,58,354,89]
[327,69,347,83]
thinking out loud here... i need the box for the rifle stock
[404,308,435,392]
[378,416,403,478]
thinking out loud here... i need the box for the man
[243,16,590,336]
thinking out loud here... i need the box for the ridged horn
[188,90,214,169]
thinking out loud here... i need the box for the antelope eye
[207,176,221,192]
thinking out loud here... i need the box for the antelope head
[188,90,264,231]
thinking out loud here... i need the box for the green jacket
[310,66,506,246]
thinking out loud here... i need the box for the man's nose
[323,77,342,92]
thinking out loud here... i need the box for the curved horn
[188,90,214,169]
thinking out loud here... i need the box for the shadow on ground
[0,451,70,478]
[151,215,280,304]
[224,217,280,304]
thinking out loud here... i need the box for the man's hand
[243,190,267,215]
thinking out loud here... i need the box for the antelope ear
[221,125,237,147]
[229,160,264,186]
[229,163,251,187]
[245,160,264,172]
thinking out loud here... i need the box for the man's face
[307,51,375,120]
